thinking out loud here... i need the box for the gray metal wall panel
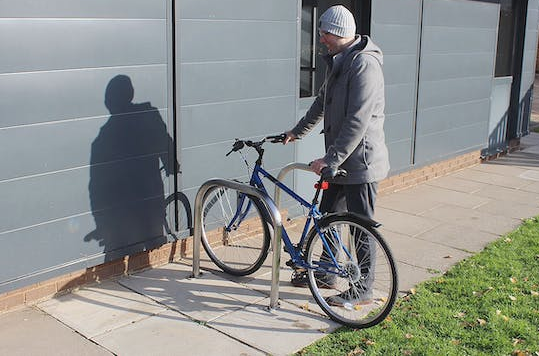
[387,140,413,173]
[423,0,500,28]
[371,24,419,56]
[421,27,497,54]
[414,0,498,164]
[0,200,168,294]
[487,77,512,154]
[0,108,169,182]
[0,0,166,18]
[417,99,490,136]
[372,0,421,173]
[385,112,415,143]
[179,0,297,21]
[415,123,486,163]
[180,60,296,106]
[0,19,166,74]
[1,3,171,292]
[180,20,297,62]
[0,65,168,128]
[384,84,417,116]
[383,55,418,85]
[420,53,496,81]
[181,96,295,148]
[181,143,295,191]
[0,160,168,235]
[520,1,539,101]
[176,0,298,224]
[418,77,492,110]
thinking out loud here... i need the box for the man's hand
[310,158,328,175]
[283,131,297,145]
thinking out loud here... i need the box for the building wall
[0,0,171,293]
[1,0,539,297]
[176,0,298,205]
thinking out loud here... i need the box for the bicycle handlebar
[225,134,348,179]
[225,133,287,156]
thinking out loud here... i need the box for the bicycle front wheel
[201,186,271,276]
[305,213,398,328]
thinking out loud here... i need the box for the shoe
[325,289,373,307]
[290,270,336,289]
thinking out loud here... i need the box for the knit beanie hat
[319,5,356,38]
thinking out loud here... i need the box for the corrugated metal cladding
[0,0,171,293]
[371,0,421,173]
[177,0,299,203]
[372,0,499,172]
[414,0,499,165]
[519,0,539,135]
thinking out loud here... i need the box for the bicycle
[200,134,398,328]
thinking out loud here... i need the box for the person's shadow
[85,75,177,262]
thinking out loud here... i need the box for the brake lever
[226,140,245,156]
[266,133,287,143]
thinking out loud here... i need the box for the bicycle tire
[305,212,398,328]
[201,186,271,276]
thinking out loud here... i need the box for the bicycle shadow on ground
[84,74,177,263]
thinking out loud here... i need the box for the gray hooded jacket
[292,35,390,184]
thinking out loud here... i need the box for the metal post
[192,179,283,310]
[273,163,312,208]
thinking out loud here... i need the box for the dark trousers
[319,182,378,291]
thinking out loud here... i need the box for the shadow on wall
[84,75,178,262]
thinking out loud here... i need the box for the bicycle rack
[192,179,283,310]
[273,163,312,208]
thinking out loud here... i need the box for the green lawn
[299,217,539,356]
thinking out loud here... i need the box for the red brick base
[378,150,482,195]
[0,150,483,313]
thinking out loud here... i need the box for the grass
[298,217,539,356]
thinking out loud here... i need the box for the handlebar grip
[266,133,287,143]
[320,167,348,180]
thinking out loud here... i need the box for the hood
[327,35,383,72]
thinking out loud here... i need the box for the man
[283,5,389,306]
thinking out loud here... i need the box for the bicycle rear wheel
[201,186,271,276]
[305,213,398,328]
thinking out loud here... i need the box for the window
[300,2,317,97]
[299,1,369,97]
[495,0,516,77]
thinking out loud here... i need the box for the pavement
[2,82,539,355]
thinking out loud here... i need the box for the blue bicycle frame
[224,161,354,274]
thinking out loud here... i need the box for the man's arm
[289,84,326,139]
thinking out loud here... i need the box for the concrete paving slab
[240,267,328,316]
[518,180,539,194]
[452,167,534,189]
[411,223,499,253]
[209,298,339,356]
[424,175,489,194]
[38,281,166,339]
[119,263,266,323]
[520,143,539,155]
[0,307,112,356]
[519,169,539,181]
[398,184,491,210]
[376,207,442,237]
[472,184,539,205]
[472,161,535,177]
[93,309,264,356]
[475,199,539,220]
[377,191,443,215]
[381,230,471,273]
[420,204,521,236]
